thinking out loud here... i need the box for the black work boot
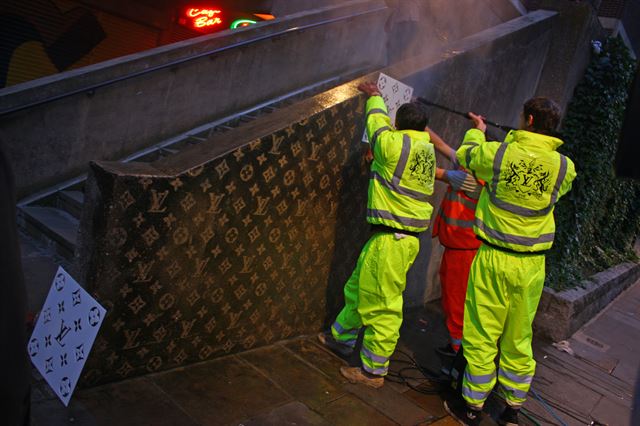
[443,397,482,426]
[317,331,353,358]
[498,406,520,426]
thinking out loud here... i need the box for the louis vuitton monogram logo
[83,96,371,385]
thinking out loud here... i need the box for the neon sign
[183,8,223,31]
[230,19,257,29]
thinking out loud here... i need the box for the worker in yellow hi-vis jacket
[444,98,576,426]
[318,81,436,389]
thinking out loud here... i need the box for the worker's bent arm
[365,95,394,164]
[427,127,456,164]
[455,128,497,182]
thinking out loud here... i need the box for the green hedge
[546,37,639,290]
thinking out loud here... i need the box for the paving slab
[572,281,640,386]
[319,393,398,426]
[343,382,435,426]
[29,279,640,426]
[425,416,458,426]
[533,359,615,412]
[31,376,197,426]
[402,389,448,419]
[523,280,640,425]
[282,337,349,384]
[240,401,331,426]
[590,395,631,426]
[537,345,633,407]
[238,344,346,412]
[149,355,291,425]
[569,332,619,373]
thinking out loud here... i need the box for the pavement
[522,279,640,426]
[22,231,640,426]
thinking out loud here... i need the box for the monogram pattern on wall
[80,95,373,386]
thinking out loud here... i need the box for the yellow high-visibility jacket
[365,96,435,233]
[456,128,576,252]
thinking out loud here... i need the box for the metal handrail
[0,5,386,118]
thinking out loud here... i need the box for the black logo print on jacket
[408,149,434,187]
[503,159,551,200]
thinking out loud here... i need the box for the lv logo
[148,190,169,213]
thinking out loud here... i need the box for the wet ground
[24,230,638,425]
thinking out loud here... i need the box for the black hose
[416,97,516,132]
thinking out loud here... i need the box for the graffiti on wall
[79,95,372,386]
[0,0,106,88]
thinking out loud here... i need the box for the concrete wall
[1,0,528,200]
[0,0,389,199]
[525,0,605,111]
[74,10,556,386]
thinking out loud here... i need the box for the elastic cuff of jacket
[463,128,486,143]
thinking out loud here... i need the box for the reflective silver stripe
[394,134,412,180]
[550,154,568,206]
[462,386,491,401]
[465,370,495,385]
[446,190,478,211]
[438,209,474,228]
[367,208,430,229]
[361,346,388,364]
[499,384,528,399]
[499,368,533,385]
[475,218,554,246]
[367,108,387,118]
[362,364,387,375]
[371,134,429,202]
[489,144,568,217]
[371,126,391,150]
[371,171,429,201]
[332,321,360,336]
[490,143,508,194]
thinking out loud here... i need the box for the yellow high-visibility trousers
[331,232,419,376]
[462,244,545,408]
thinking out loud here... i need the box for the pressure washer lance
[416,97,516,133]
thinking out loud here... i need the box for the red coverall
[432,172,481,351]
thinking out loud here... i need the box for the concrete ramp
[75,10,556,386]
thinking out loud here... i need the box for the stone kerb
[76,87,372,386]
[534,262,640,342]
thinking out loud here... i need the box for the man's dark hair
[523,97,561,136]
[395,102,429,131]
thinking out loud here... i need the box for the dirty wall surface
[76,10,556,386]
[78,92,371,386]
